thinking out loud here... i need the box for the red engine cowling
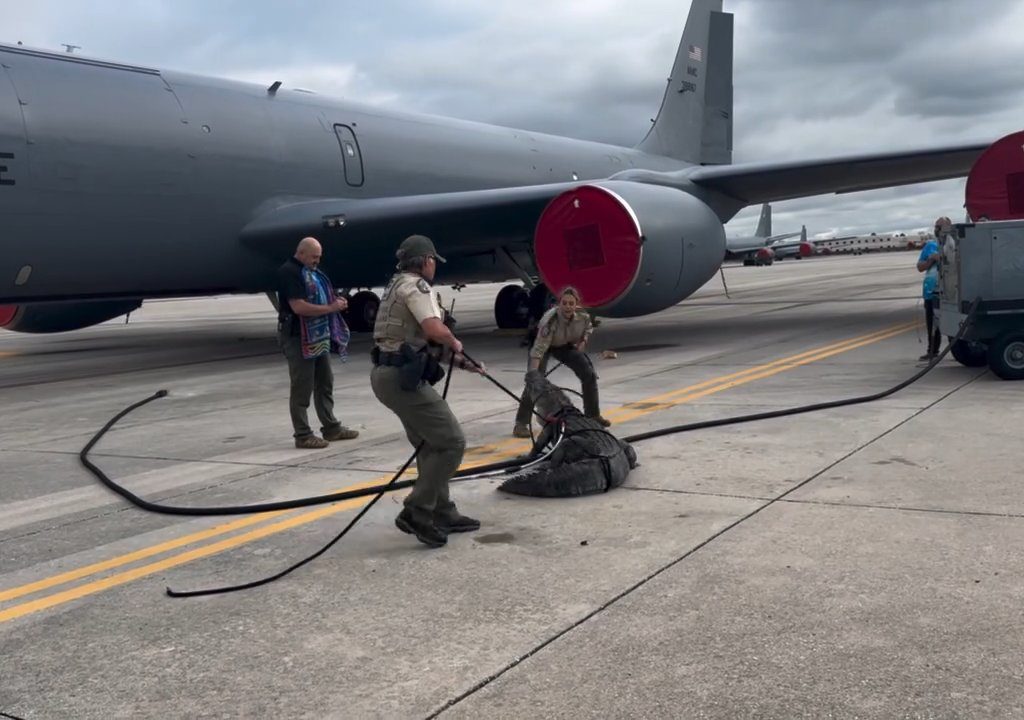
[799,242,814,257]
[965,130,1024,221]
[756,247,775,262]
[533,181,726,318]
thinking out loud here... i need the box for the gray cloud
[4,0,1021,239]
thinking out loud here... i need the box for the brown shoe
[323,426,359,441]
[590,415,612,427]
[512,423,532,439]
[295,435,329,449]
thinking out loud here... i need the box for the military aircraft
[725,204,807,266]
[769,225,813,261]
[0,0,989,334]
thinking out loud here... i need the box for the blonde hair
[559,286,582,303]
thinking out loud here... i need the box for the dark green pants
[515,345,600,424]
[370,365,466,514]
[279,330,341,438]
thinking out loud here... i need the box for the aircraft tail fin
[636,0,732,165]
[800,225,807,242]
[754,203,771,238]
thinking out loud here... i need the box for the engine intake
[533,181,725,318]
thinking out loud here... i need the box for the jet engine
[533,181,725,318]
[0,299,142,333]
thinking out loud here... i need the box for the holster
[398,344,426,391]
[423,352,445,386]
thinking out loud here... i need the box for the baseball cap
[396,234,446,263]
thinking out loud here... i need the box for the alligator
[497,369,639,497]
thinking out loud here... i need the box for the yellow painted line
[0,321,917,623]
[604,321,917,422]
[606,317,921,426]
[0,476,389,605]
[610,322,917,425]
[0,512,285,604]
[0,494,377,624]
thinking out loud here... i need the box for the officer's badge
[416,278,431,294]
[539,325,550,337]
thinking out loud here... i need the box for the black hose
[621,298,979,444]
[165,351,460,597]
[82,301,979,523]
[78,394,525,518]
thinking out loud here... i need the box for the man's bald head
[295,237,323,270]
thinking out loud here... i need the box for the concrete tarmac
[2,252,1021,719]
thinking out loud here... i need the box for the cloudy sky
[5,0,1022,237]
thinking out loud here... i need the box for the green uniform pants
[370,365,466,514]
[515,345,600,425]
[279,330,342,438]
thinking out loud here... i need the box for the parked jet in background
[0,0,990,334]
[724,204,808,266]
[768,225,813,261]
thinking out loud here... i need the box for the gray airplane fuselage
[0,46,693,305]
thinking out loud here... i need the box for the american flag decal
[688,44,703,62]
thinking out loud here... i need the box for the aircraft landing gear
[345,290,380,333]
[528,284,555,320]
[494,284,530,329]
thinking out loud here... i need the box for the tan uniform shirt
[373,272,442,352]
[530,307,593,359]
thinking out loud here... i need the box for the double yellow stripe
[606,320,918,424]
[0,321,917,623]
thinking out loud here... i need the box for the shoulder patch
[416,278,431,294]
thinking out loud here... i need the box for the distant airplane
[768,225,812,261]
[0,0,990,333]
[724,203,808,266]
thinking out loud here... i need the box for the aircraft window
[15,265,32,286]
[344,142,356,158]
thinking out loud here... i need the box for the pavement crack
[428,365,983,718]
[780,498,1024,520]
[624,486,769,502]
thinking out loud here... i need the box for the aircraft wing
[240,182,579,257]
[688,142,990,204]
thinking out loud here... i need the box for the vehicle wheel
[346,290,379,333]
[494,284,529,328]
[949,339,987,367]
[986,331,1024,380]
[742,258,754,266]
[528,284,554,321]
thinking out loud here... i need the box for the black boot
[395,507,447,548]
[434,502,481,533]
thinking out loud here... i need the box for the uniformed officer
[512,286,609,438]
[370,234,486,548]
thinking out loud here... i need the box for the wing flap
[240,182,578,258]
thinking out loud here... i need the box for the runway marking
[0,321,917,624]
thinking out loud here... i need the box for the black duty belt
[371,348,409,367]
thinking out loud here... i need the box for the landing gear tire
[986,331,1024,380]
[494,284,530,329]
[346,290,380,333]
[528,284,554,322]
[950,338,987,368]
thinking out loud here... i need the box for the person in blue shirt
[916,216,949,360]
